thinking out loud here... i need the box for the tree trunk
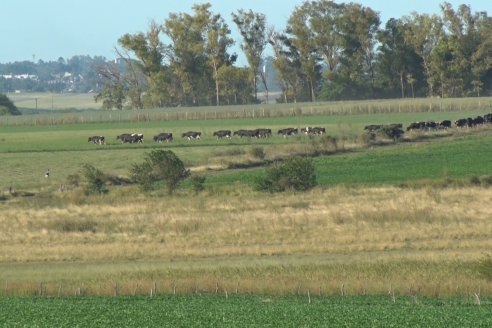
[400,71,405,98]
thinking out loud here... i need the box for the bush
[81,164,108,195]
[130,150,190,193]
[190,175,206,193]
[249,146,266,160]
[255,157,317,192]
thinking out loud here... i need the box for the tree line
[2,1,491,109]
[0,56,107,93]
[95,1,492,109]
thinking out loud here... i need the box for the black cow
[484,113,492,123]
[455,118,468,128]
[438,120,452,129]
[310,127,326,135]
[153,133,173,143]
[117,133,143,143]
[182,131,201,140]
[278,128,298,137]
[117,133,132,143]
[364,124,383,132]
[213,130,232,139]
[255,128,272,138]
[233,129,258,138]
[88,136,105,145]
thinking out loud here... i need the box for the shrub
[81,164,108,195]
[130,150,190,193]
[255,157,317,192]
[190,175,206,193]
[250,146,266,160]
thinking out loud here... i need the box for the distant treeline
[2,1,492,109]
[0,55,107,93]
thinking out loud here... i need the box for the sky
[1,0,491,65]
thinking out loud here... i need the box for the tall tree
[203,7,236,106]
[376,18,422,98]
[403,13,444,96]
[286,3,322,102]
[232,9,268,102]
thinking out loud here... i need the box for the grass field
[1,97,492,323]
[1,295,491,327]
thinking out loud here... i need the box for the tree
[376,18,422,98]
[232,9,268,102]
[203,6,236,106]
[286,3,322,102]
[403,13,444,96]
[130,150,190,193]
[0,93,21,115]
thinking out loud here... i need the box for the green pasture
[9,92,101,111]
[1,295,490,327]
[1,110,492,192]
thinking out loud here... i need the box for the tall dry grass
[1,185,492,296]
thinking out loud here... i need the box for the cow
[438,120,452,129]
[117,133,132,143]
[455,118,468,128]
[117,133,143,143]
[484,113,492,123]
[213,130,232,139]
[364,124,383,132]
[88,136,105,145]
[130,133,144,143]
[278,128,298,137]
[153,133,173,143]
[255,128,272,138]
[233,129,258,138]
[310,127,326,135]
[406,122,425,131]
[182,131,201,140]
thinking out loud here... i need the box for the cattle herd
[87,126,326,145]
[364,113,492,133]
[88,113,492,145]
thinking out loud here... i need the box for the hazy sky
[2,0,491,65]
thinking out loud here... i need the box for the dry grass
[1,186,492,295]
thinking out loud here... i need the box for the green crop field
[2,98,492,326]
[1,295,491,327]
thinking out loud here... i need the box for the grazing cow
[233,129,258,138]
[438,120,452,129]
[213,130,232,139]
[406,122,424,131]
[117,133,132,143]
[484,113,492,123]
[255,128,272,138]
[153,133,173,143]
[278,128,298,137]
[182,131,201,140]
[310,127,326,135]
[88,135,105,145]
[455,118,468,128]
[130,133,144,143]
[364,124,383,132]
[117,133,143,143]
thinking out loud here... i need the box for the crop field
[1,97,492,325]
[1,295,491,327]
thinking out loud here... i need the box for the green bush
[255,157,317,192]
[130,150,190,193]
[250,146,266,160]
[81,164,108,195]
[190,175,206,193]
